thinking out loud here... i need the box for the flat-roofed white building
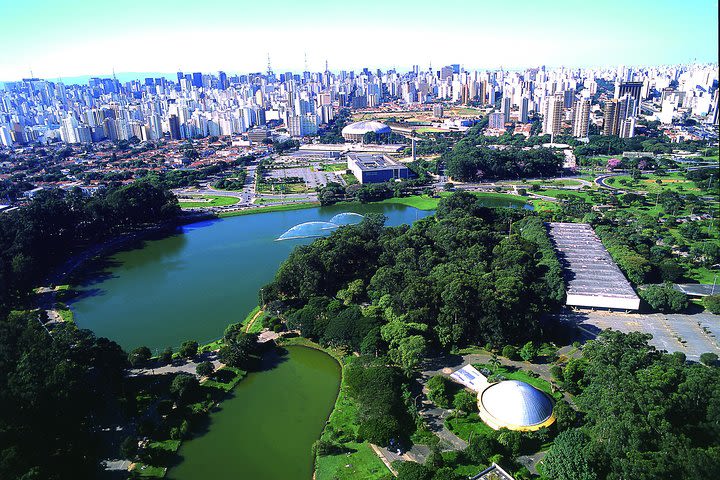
[547,222,641,310]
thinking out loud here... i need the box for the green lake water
[168,345,341,480]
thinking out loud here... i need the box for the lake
[70,203,434,352]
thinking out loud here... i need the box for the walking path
[245,308,264,333]
[127,351,221,377]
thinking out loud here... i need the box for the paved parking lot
[265,166,341,190]
[554,309,720,360]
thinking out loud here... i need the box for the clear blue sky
[0,0,717,80]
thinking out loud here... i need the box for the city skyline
[1,0,718,81]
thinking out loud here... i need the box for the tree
[703,294,720,314]
[395,335,427,372]
[396,461,432,480]
[700,352,718,367]
[489,353,501,371]
[170,373,199,403]
[427,375,454,408]
[160,347,173,365]
[542,429,598,480]
[179,340,199,359]
[518,341,537,362]
[552,400,577,431]
[639,283,688,313]
[453,390,477,414]
[128,346,152,367]
[196,361,214,377]
[120,436,138,459]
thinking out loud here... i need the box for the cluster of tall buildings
[0,62,717,148]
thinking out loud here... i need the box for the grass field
[473,363,561,400]
[179,195,239,208]
[148,439,181,453]
[217,202,320,218]
[375,192,528,211]
[445,412,495,441]
[377,195,441,210]
[314,361,390,480]
[605,173,701,194]
[257,182,309,194]
[54,302,74,323]
[240,306,266,334]
[319,163,349,172]
[537,188,596,202]
[342,173,359,185]
[130,463,166,478]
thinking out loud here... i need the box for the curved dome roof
[479,380,554,429]
[342,120,392,135]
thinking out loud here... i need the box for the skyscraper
[543,94,564,136]
[603,94,635,136]
[501,97,511,123]
[519,97,529,123]
[572,97,591,138]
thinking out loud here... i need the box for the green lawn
[341,173,359,185]
[538,188,595,202]
[378,195,441,210]
[217,202,320,217]
[473,363,561,400]
[314,354,390,480]
[130,463,166,478]
[179,195,239,208]
[445,413,495,441]
[257,182,309,194]
[148,439,181,453]
[319,163,349,172]
[241,306,266,334]
[605,174,701,194]
[202,366,247,392]
[54,302,74,323]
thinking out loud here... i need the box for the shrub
[502,345,518,360]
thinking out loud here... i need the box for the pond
[168,345,341,480]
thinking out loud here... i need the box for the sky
[0,0,717,81]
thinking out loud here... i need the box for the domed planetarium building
[341,120,392,142]
[477,380,555,431]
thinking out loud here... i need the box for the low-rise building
[347,153,409,184]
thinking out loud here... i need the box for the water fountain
[276,213,365,241]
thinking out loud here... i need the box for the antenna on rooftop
[304,52,308,72]
[267,52,273,77]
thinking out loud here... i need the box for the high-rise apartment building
[572,97,591,138]
[543,94,564,136]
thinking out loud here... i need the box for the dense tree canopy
[265,192,562,350]
[543,331,720,480]
[0,180,180,479]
